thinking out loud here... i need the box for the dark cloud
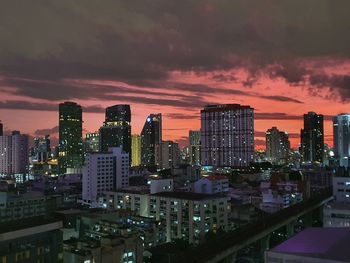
[258,95,303,104]
[0,100,104,113]
[165,112,200,120]
[255,112,302,120]
[34,126,59,136]
[309,74,350,101]
[0,0,349,102]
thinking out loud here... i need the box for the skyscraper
[0,121,3,136]
[189,130,201,165]
[31,135,51,163]
[158,140,180,169]
[333,114,350,163]
[201,104,254,167]
[0,131,29,180]
[131,134,141,167]
[99,105,131,160]
[300,112,324,163]
[266,127,290,164]
[58,102,83,174]
[84,132,100,153]
[141,114,162,167]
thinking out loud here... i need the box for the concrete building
[194,176,229,194]
[0,218,63,263]
[58,102,83,174]
[324,177,350,228]
[300,112,324,163]
[189,130,201,166]
[266,228,350,263]
[63,235,143,263]
[82,147,129,207]
[333,114,350,167]
[105,189,229,244]
[149,192,229,244]
[0,191,58,223]
[131,135,141,167]
[0,131,29,181]
[150,178,173,194]
[266,127,290,164]
[158,140,180,169]
[201,104,254,167]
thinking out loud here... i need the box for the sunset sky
[1,1,350,149]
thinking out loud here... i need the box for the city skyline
[1,1,350,148]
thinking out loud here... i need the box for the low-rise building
[0,217,63,263]
[149,192,229,244]
[266,228,350,263]
[194,175,229,194]
[63,235,143,263]
[0,191,58,222]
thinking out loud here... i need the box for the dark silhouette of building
[58,102,83,174]
[141,114,162,167]
[300,112,324,163]
[99,105,131,161]
[0,121,3,136]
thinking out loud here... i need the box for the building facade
[84,133,100,153]
[158,140,180,169]
[131,135,141,167]
[99,105,131,161]
[82,147,129,207]
[140,114,162,167]
[266,127,290,164]
[201,104,254,167]
[189,130,201,165]
[58,102,83,174]
[300,112,324,163]
[0,131,29,179]
[333,114,350,166]
[31,135,51,163]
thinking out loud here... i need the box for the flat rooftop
[151,191,227,201]
[270,227,350,262]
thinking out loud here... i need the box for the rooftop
[270,227,350,261]
[202,104,253,113]
[151,191,226,201]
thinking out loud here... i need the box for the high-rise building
[201,104,254,167]
[31,135,51,163]
[0,131,29,180]
[189,130,201,165]
[58,102,83,174]
[84,132,100,153]
[82,147,129,207]
[141,114,162,167]
[99,105,131,160]
[333,114,350,162]
[0,121,3,136]
[158,140,180,169]
[131,134,141,167]
[266,127,290,164]
[300,112,324,163]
